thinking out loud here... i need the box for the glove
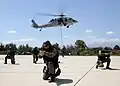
[39,50,46,56]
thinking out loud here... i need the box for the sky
[0,0,120,48]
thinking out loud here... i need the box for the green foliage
[75,40,87,49]
[17,44,33,55]
[0,40,120,56]
[75,40,87,55]
[113,45,120,50]
[112,50,120,56]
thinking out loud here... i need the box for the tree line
[0,40,120,56]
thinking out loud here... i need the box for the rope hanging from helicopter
[60,27,64,47]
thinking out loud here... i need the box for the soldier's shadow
[7,63,20,65]
[14,63,20,65]
[55,78,73,86]
[100,67,120,70]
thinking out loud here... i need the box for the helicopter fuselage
[48,17,78,27]
[31,16,78,31]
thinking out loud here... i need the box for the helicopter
[31,13,78,31]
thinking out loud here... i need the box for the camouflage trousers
[33,54,38,63]
[96,56,111,69]
[4,55,15,64]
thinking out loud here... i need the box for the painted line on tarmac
[73,63,96,86]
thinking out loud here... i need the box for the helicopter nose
[73,19,78,23]
[75,20,78,23]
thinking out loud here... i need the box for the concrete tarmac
[0,55,120,86]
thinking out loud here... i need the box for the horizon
[0,40,119,49]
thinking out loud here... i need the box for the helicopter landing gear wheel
[63,23,67,26]
[67,26,69,28]
[40,28,42,31]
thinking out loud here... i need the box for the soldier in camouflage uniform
[96,48,111,69]
[61,46,65,57]
[4,47,16,64]
[32,47,39,64]
[39,40,61,82]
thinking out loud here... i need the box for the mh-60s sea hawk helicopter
[31,13,78,31]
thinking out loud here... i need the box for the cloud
[87,36,96,38]
[106,31,114,35]
[14,38,35,42]
[15,38,40,46]
[2,38,42,47]
[93,38,120,47]
[85,29,92,33]
[84,36,120,48]
[64,36,69,38]
[99,38,120,47]
[2,38,37,44]
[100,38,120,43]
[7,30,16,34]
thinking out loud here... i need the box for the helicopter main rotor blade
[36,13,66,17]
[36,13,58,16]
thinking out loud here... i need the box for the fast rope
[73,63,96,86]
[60,28,64,48]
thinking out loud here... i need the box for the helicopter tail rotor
[31,19,38,28]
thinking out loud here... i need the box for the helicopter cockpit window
[69,18,72,20]
[65,18,67,22]
[72,19,76,22]
[72,19,77,23]
[58,18,63,22]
